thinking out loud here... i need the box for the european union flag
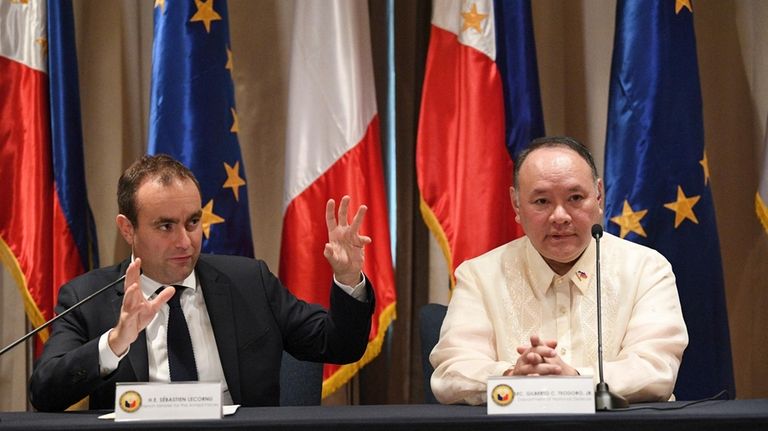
[148,0,253,257]
[604,0,734,399]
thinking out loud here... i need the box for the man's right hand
[107,258,175,356]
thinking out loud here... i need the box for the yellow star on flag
[201,199,225,239]
[699,150,711,185]
[230,108,239,133]
[461,3,487,34]
[222,161,246,201]
[154,0,166,13]
[663,186,700,228]
[675,0,692,14]
[35,37,48,57]
[226,47,234,72]
[610,200,648,238]
[190,0,222,34]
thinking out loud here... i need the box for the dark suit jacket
[28,254,374,412]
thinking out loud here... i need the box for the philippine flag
[0,0,99,350]
[416,0,544,288]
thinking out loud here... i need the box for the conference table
[1,399,767,431]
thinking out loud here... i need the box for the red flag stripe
[0,56,54,335]
[0,25,86,345]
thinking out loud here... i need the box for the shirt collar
[525,239,556,297]
[524,237,596,296]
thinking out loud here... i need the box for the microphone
[0,275,126,357]
[591,224,628,410]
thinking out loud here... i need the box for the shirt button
[559,306,567,315]
[560,347,567,356]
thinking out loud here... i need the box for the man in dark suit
[29,154,374,412]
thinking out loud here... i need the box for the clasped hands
[504,335,579,377]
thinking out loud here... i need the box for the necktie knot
[167,285,186,309]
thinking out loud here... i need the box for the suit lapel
[111,260,149,381]
[197,260,242,403]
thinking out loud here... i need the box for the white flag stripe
[0,0,47,73]
[431,0,496,61]
[283,0,377,210]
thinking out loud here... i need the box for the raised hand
[323,195,371,286]
[107,258,175,356]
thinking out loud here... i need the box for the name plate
[114,382,222,422]
[486,375,595,415]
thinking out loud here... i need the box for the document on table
[98,404,240,420]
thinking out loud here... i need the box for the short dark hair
[117,154,201,226]
[513,136,599,190]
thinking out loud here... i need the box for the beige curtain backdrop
[2,0,767,410]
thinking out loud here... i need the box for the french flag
[279,0,397,397]
[0,0,99,349]
[416,0,544,287]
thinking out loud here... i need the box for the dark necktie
[166,285,198,381]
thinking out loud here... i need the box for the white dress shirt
[99,271,234,404]
[429,233,688,405]
[98,264,367,406]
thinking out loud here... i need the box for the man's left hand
[324,195,370,286]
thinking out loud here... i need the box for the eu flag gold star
[461,3,487,34]
[154,0,165,13]
[222,161,246,201]
[700,150,711,185]
[201,199,225,239]
[610,200,648,238]
[676,0,692,14]
[663,186,700,228]
[190,0,222,34]
[230,108,239,133]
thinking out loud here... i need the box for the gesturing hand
[324,195,371,286]
[107,258,175,356]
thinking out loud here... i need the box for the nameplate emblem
[486,375,595,414]
[114,382,222,421]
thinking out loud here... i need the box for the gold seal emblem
[118,390,142,413]
[491,384,514,406]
